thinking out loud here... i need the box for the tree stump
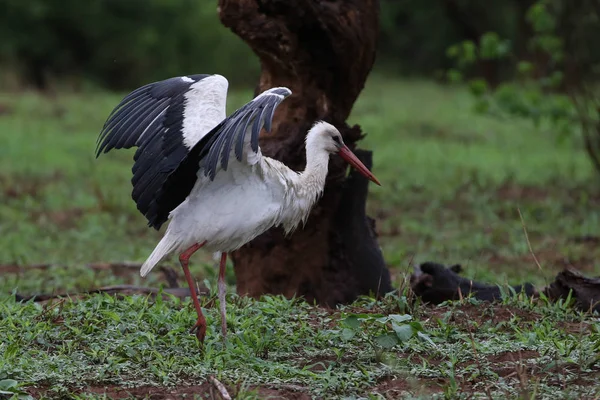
[218,0,392,305]
[543,269,600,313]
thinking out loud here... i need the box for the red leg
[179,241,207,343]
[218,252,228,339]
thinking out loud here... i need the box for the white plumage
[97,74,380,343]
[181,75,228,148]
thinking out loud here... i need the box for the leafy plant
[447,0,600,174]
[0,0,259,90]
[340,312,435,352]
[0,379,33,400]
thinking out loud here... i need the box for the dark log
[543,269,600,313]
[218,0,392,305]
[332,150,391,301]
[410,262,537,304]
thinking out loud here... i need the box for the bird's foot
[190,319,207,343]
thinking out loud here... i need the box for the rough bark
[218,0,392,305]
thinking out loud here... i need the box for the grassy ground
[1,76,599,399]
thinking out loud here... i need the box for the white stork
[96,74,380,343]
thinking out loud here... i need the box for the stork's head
[307,121,381,186]
[306,121,345,153]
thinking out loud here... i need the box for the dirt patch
[0,263,52,274]
[485,350,541,377]
[495,181,600,207]
[423,303,542,331]
[28,383,313,400]
[408,354,446,367]
[488,352,600,386]
[556,320,592,335]
[29,207,87,229]
[0,171,64,200]
[373,374,443,398]
[405,122,482,144]
[372,376,411,397]
[0,102,13,116]
[496,182,552,202]
[304,307,340,330]
[489,350,540,364]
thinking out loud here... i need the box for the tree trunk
[218,0,392,306]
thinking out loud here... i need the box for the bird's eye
[332,136,342,145]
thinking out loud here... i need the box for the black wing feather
[220,109,255,170]
[97,77,291,230]
[150,88,291,227]
[97,74,211,229]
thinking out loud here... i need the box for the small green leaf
[341,328,356,341]
[462,41,477,63]
[342,315,361,329]
[446,69,463,83]
[548,71,564,88]
[417,331,436,347]
[473,98,490,114]
[388,314,412,324]
[446,45,459,58]
[102,311,121,322]
[480,32,511,59]
[375,333,398,349]
[518,61,534,75]
[3,342,19,360]
[0,379,18,390]
[409,321,425,332]
[527,3,556,33]
[469,79,488,97]
[392,323,414,342]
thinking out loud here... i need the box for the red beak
[337,145,381,186]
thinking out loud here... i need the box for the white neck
[298,134,330,197]
[280,125,331,233]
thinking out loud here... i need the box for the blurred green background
[0,0,599,294]
[3,0,597,90]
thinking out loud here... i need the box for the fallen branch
[517,208,542,270]
[209,375,232,400]
[270,383,309,392]
[3,262,182,290]
[159,266,180,288]
[0,263,52,273]
[87,261,146,270]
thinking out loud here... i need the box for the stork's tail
[140,234,179,277]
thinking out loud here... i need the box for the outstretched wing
[152,87,292,228]
[96,74,229,229]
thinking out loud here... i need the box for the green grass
[354,79,599,288]
[1,291,599,398]
[1,76,599,398]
